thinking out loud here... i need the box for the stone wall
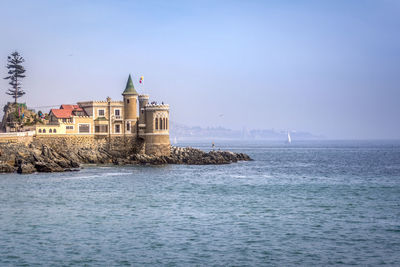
[32,135,146,156]
[0,134,170,156]
[0,136,33,145]
[144,134,171,156]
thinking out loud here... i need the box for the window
[38,129,42,133]
[95,125,108,133]
[79,124,90,133]
[155,118,158,130]
[53,129,57,133]
[127,122,130,131]
[115,109,120,116]
[127,99,130,104]
[166,118,168,129]
[115,124,121,133]
[66,126,74,130]
[49,129,52,133]
[98,109,105,117]
[43,129,46,133]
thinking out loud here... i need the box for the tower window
[166,118,168,130]
[49,129,52,133]
[127,99,130,104]
[155,118,158,130]
[38,129,42,133]
[127,122,130,131]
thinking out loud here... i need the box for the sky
[0,0,399,139]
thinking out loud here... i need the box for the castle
[34,75,171,156]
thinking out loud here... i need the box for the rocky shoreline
[0,143,252,174]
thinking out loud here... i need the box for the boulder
[17,163,36,174]
[34,162,64,173]
[0,163,15,173]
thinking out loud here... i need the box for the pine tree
[4,51,26,104]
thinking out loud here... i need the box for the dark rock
[167,146,252,165]
[0,163,15,173]
[34,162,64,173]
[70,160,80,168]
[0,142,251,174]
[17,163,36,174]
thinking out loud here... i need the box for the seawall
[0,135,170,157]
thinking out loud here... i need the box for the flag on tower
[139,76,144,84]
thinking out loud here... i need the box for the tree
[4,51,26,104]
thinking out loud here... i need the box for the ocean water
[0,140,399,266]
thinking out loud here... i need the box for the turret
[122,74,138,134]
[138,94,149,136]
[143,103,170,156]
[138,95,149,124]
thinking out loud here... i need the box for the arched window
[38,129,42,133]
[49,129,52,133]
[155,118,158,130]
[160,118,163,130]
[163,118,166,130]
[53,129,57,133]
[166,118,168,129]
[43,129,46,133]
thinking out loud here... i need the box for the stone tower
[144,103,170,156]
[122,74,138,135]
[138,94,149,136]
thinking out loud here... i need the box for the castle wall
[0,134,170,157]
[31,135,145,156]
[144,134,171,156]
[0,134,34,145]
[1,129,170,157]
[142,104,171,156]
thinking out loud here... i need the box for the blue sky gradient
[0,0,399,139]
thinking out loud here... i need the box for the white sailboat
[286,131,292,144]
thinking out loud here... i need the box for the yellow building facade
[36,75,171,155]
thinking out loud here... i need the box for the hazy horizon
[1,0,399,139]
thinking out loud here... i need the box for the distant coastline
[169,121,324,142]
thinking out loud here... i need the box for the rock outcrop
[0,143,252,174]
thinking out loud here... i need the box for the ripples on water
[0,140,399,266]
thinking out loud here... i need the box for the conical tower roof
[122,74,138,95]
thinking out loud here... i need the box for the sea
[0,140,399,266]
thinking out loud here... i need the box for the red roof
[51,104,85,118]
[50,109,73,119]
[60,104,83,111]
